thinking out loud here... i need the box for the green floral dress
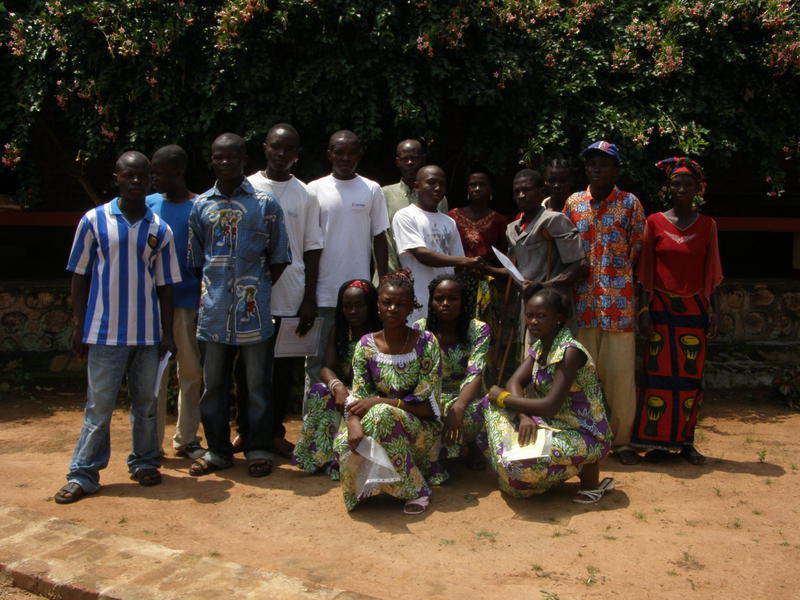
[414,318,491,459]
[332,330,445,511]
[292,341,356,480]
[477,327,612,497]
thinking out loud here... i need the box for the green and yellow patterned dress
[414,318,491,459]
[332,330,445,511]
[477,327,613,497]
[292,341,356,480]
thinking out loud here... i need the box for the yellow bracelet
[637,307,649,317]
[396,398,402,408]
[496,391,510,408]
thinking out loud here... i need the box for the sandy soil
[0,390,797,600]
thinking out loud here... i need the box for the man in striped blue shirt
[54,151,181,504]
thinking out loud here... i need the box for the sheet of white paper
[153,350,172,397]
[274,317,325,358]
[492,246,525,284]
[503,428,552,462]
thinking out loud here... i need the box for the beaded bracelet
[329,379,343,392]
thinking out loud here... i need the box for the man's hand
[159,334,176,359]
[71,324,87,358]
[295,297,317,336]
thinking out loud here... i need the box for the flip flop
[247,459,273,477]
[573,477,615,504]
[54,482,93,504]
[616,450,641,465]
[403,495,431,515]
[681,445,706,465]
[130,468,162,486]
[189,457,220,477]
[644,449,672,463]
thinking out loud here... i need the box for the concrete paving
[0,505,374,600]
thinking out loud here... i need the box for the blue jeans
[67,344,161,493]
[201,339,274,466]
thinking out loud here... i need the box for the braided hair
[333,279,381,357]
[425,273,473,343]
[378,269,422,309]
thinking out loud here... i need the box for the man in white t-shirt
[246,123,323,455]
[305,130,389,401]
[393,165,480,323]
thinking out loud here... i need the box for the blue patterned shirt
[188,179,290,345]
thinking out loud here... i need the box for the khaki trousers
[157,307,203,450]
[576,327,636,449]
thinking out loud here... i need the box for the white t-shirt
[392,203,465,323]
[247,172,324,316]
[309,174,389,307]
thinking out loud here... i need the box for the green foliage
[1,0,799,206]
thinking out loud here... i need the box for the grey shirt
[506,207,584,283]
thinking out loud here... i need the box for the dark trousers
[203,339,274,463]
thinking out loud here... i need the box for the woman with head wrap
[632,157,723,465]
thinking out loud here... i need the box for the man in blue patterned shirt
[188,133,291,477]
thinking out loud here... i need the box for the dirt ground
[0,389,798,600]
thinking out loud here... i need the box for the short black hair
[522,283,571,320]
[513,168,544,187]
[152,144,188,171]
[266,123,300,143]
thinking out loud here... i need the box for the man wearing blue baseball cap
[564,141,646,465]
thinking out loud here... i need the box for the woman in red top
[449,166,508,260]
[632,157,723,465]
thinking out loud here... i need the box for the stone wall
[717,280,800,341]
[0,281,71,353]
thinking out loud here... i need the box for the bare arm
[407,247,481,269]
[489,347,586,418]
[269,262,288,285]
[543,258,589,286]
[296,248,321,335]
[373,232,388,279]
[70,273,90,357]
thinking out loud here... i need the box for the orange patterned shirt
[564,186,645,332]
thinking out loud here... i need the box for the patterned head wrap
[655,157,704,182]
[346,280,371,292]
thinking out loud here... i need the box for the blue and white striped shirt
[67,198,182,346]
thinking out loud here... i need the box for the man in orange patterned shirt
[564,141,645,464]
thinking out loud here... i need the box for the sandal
[403,495,431,515]
[130,468,162,486]
[644,449,672,463]
[54,482,92,504]
[247,459,273,478]
[573,477,615,504]
[189,457,219,477]
[616,450,641,465]
[681,445,706,466]
[231,435,244,454]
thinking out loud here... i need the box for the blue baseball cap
[581,141,623,164]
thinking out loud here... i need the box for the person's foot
[680,445,706,465]
[247,459,273,477]
[644,449,672,463]
[54,482,92,504]
[616,449,641,465]
[175,442,207,460]
[403,495,430,515]
[231,435,244,454]
[573,477,615,504]
[271,436,295,459]
[130,468,162,486]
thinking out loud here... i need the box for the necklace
[387,328,411,354]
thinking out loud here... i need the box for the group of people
[53,126,723,516]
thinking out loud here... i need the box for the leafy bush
[1,0,799,207]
